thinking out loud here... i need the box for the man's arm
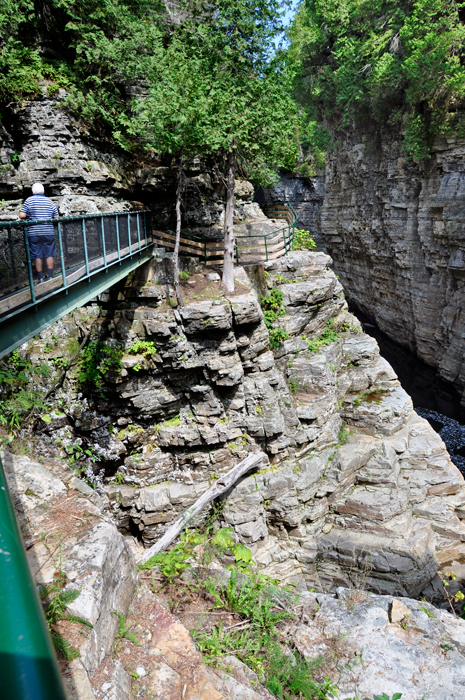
[19,212,27,219]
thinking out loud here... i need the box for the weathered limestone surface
[0,91,264,229]
[33,251,465,599]
[293,587,465,700]
[320,127,465,406]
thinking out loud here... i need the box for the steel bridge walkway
[0,210,153,359]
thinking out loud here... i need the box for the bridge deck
[0,210,153,359]
[0,204,296,359]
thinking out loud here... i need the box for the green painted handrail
[0,456,67,700]
[0,210,153,326]
[155,201,297,263]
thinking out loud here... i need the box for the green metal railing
[0,211,153,359]
[0,210,152,319]
[153,202,297,265]
[0,456,67,700]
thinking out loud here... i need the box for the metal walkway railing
[153,202,297,266]
[0,454,67,699]
[0,210,153,359]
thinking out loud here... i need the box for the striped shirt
[20,194,59,236]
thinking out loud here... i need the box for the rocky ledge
[29,250,465,601]
[6,449,465,700]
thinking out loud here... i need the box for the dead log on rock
[137,450,266,564]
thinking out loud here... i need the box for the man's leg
[46,256,54,280]
[29,237,43,281]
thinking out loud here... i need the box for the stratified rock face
[0,89,141,218]
[256,173,325,248]
[320,127,465,405]
[35,251,465,598]
[0,91,264,229]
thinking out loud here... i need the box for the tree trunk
[137,451,265,563]
[173,147,184,307]
[222,149,236,294]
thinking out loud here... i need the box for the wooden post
[173,147,184,308]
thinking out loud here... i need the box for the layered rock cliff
[319,127,465,407]
[0,89,263,229]
[7,448,465,700]
[25,249,465,601]
[255,173,325,248]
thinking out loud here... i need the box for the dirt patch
[157,272,252,311]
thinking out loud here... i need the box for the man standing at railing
[19,182,59,284]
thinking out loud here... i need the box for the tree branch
[137,450,266,563]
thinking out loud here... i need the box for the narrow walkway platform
[0,210,153,359]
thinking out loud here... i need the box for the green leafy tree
[288,0,465,159]
[182,0,300,292]
[136,35,213,305]
[0,0,165,147]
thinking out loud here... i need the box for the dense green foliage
[0,0,298,172]
[178,0,299,184]
[259,288,290,348]
[289,0,465,158]
[0,0,164,145]
[292,228,316,250]
[77,342,123,393]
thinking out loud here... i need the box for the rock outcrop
[319,126,465,407]
[30,250,465,599]
[293,587,465,700]
[3,450,277,700]
[9,448,465,700]
[256,173,325,248]
[0,90,264,229]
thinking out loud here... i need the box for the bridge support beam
[0,248,153,360]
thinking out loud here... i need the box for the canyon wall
[30,250,465,599]
[255,173,325,249]
[0,89,262,229]
[319,127,465,406]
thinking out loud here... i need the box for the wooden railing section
[153,203,297,266]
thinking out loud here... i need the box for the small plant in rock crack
[437,570,465,617]
[112,611,139,644]
[337,421,353,445]
[259,289,290,349]
[40,570,92,661]
[292,229,316,251]
[288,376,301,395]
[374,694,402,700]
[127,340,157,357]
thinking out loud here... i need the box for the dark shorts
[28,235,57,260]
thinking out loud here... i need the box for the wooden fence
[153,203,297,266]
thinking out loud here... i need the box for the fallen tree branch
[137,450,266,564]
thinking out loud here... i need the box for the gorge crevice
[315,125,465,409]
